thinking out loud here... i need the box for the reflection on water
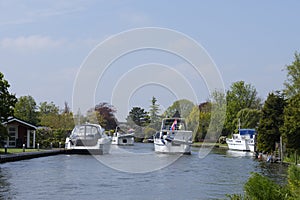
[0,144,288,200]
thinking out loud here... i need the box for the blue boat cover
[239,129,256,138]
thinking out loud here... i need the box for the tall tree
[281,92,300,152]
[0,72,17,122]
[225,81,262,135]
[283,52,300,98]
[257,92,286,152]
[235,108,261,131]
[14,95,39,125]
[126,107,149,127]
[94,102,117,130]
[164,99,194,119]
[187,102,211,142]
[149,97,161,129]
[0,72,17,144]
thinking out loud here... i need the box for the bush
[227,165,300,200]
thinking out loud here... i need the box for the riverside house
[2,117,37,148]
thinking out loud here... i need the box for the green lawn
[192,142,228,148]
[0,148,40,154]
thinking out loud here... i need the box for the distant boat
[226,129,256,152]
[65,123,111,154]
[153,118,193,154]
[111,126,135,146]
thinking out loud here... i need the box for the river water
[0,143,288,200]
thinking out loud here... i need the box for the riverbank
[0,149,65,163]
[192,142,228,149]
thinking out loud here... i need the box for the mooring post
[22,144,25,152]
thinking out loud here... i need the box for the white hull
[111,135,134,146]
[154,130,192,154]
[226,138,255,152]
[65,138,111,154]
[154,140,191,154]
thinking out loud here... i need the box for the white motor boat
[154,118,192,154]
[226,129,256,152]
[65,123,111,154]
[111,127,135,146]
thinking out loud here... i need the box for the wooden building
[2,117,37,148]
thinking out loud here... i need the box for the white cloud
[0,35,65,50]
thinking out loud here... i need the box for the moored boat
[154,118,193,154]
[65,123,111,154]
[111,126,135,146]
[226,129,256,152]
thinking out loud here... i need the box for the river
[0,143,288,200]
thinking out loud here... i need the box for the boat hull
[154,140,191,154]
[226,138,255,152]
[65,138,111,155]
[154,130,192,154]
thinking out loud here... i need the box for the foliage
[186,103,211,142]
[284,52,300,98]
[235,108,261,130]
[164,99,194,119]
[0,124,8,147]
[227,165,300,200]
[0,72,17,123]
[143,126,156,139]
[14,95,39,125]
[244,173,287,200]
[36,128,70,148]
[148,97,161,130]
[225,81,262,135]
[94,102,117,130]
[288,165,300,198]
[126,107,150,127]
[38,101,74,130]
[257,92,286,152]
[281,93,300,151]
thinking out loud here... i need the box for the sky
[1,1,300,121]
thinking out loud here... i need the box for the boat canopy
[239,129,256,138]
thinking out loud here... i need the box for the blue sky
[1,1,300,120]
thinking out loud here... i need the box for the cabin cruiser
[111,126,135,146]
[154,118,192,154]
[226,129,256,152]
[65,123,111,154]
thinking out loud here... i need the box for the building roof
[2,117,37,130]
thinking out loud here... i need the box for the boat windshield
[162,119,187,131]
[72,125,99,137]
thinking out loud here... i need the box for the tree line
[0,52,300,153]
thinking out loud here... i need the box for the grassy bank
[0,148,40,154]
[192,142,228,149]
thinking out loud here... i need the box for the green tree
[14,95,39,125]
[149,96,161,130]
[186,103,211,142]
[0,72,17,144]
[39,101,59,128]
[281,93,300,152]
[126,107,149,127]
[284,52,300,98]
[235,108,261,131]
[225,81,262,135]
[164,99,194,119]
[0,72,17,122]
[257,92,286,152]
